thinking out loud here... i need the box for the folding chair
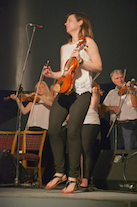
[0,131,18,154]
[16,130,47,186]
[0,131,19,184]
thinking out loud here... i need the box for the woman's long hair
[66,12,94,42]
[35,81,53,98]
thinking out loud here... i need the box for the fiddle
[92,82,104,96]
[118,80,137,96]
[54,36,86,94]
[4,93,40,103]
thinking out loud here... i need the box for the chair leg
[22,160,27,168]
[38,166,42,186]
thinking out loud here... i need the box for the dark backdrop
[0,0,136,91]
[0,0,136,131]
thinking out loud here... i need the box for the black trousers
[48,91,91,178]
[81,124,100,180]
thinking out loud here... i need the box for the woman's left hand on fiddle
[70,48,80,61]
[30,92,40,99]
[10,94,17,100]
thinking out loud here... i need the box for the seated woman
[10,81,54,185]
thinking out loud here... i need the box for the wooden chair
[15,130,47,186]
[0,131,18,154]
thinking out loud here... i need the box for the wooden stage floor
[0,184,137,207]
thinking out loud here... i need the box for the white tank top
[83,105,100,125]
[61,42,92,95]
[29,99,50,130]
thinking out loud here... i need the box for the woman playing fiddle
[10,81,54,131]
[43,12,102,193]
[10,81,54,185]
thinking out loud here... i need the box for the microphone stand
[106,88,130,150]
[14,26,37,186]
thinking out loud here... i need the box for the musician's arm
[81,37,102,73]
[44,45,65,80]
[38,96,54,107]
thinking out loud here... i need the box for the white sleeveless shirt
[83,105,100,125]
[29,99,50,130]
[61,42,92,95]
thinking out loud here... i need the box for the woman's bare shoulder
[86,37,97,46]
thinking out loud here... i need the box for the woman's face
[38,83,46,95]
[65,14,80,35]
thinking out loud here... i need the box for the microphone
[29,23,43,29]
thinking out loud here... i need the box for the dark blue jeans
[111,120,137,150]
[48,91,91,178]
[120,120,137,150]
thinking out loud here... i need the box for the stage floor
[0,184,137,207]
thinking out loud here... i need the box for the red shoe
[45,174,67,189]
[61,180,77,193]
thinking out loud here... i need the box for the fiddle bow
[25,60,49,130]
